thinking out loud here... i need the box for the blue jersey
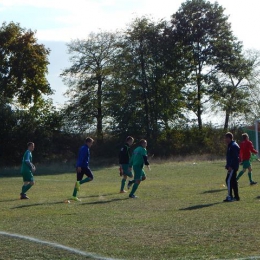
[76,145,90,168]
[226,140,240,171]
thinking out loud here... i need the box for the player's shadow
[0,199,21,203]
[11,201,64,209]
[81,197,129,205]
[201,189,226,194]
[179,202,221,211]
[79,193,115,199]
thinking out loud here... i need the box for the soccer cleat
[223,196,233,202]
[20,193,29,199]
[250,181,257,185]
[70,196,81,202]
[120,190,127,193]
[127,181,133,190]
[234,197,240,201]
[129,194,138,199]
[75,181,80,191]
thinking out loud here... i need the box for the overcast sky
[0,0,260,105]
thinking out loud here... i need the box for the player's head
[225,132,233,144]
[139,139,147,148]
[126,136,134,146]
[242,133,249,141]
[27,142,35,151]
[85,137,94,147]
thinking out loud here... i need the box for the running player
[128,139,150,199]
[71,137,94,201]
[20,142,36,199]
[119,136,134,193]
[237,133,258,185]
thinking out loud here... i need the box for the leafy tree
[108,17,185,142]
[171,0,241,129]
[61,32,119,143]
[0,22,52,105]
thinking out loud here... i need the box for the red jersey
[239,139,258,161]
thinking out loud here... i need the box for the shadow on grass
[11,201,64,209]
[202,189,226,194]
[0,199,20,203]
[81,197,129,205]
[179,202,221,211]
[79,193,116,199]
[255,196,260,199]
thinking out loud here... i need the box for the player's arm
[25,152,35,171]
[77,147,85,172]
[249,142,258,154]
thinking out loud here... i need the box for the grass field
[1,160,260,260]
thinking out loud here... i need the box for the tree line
[1,0,260,167]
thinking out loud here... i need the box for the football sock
[248,172,253,182]
[129,183,139,196]
[236,171,244,181]
[72,188,77,197]
[21,184,32,194]
[121,179,126,191]
[80,177,92,184]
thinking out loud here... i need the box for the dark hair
[139,139,147,145]
[225,132,233,140]
[126,136,134,142]
[27,142,34,148]
[85,137,94,143]
[242,133,249,141]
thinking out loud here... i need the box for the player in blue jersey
[20,142,36,199]
[71,137,94,201]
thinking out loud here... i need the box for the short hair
[242,133,249,141]
[126,136,134,142]
[85,137,94,143]
[139,139,147,145]
[27,142,34,148]
[225,132,233,140]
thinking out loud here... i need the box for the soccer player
[119,136,134,193]
[128,139,150,199]
[224,132,240,202]
[236,133,258,185]
[71,137,94,202]
[20,142,36,199]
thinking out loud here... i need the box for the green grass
[1,161,260,259]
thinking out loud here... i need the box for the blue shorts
[77,167,94,181]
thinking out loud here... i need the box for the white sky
[0,0,260,106]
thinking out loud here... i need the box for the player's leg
[223,171,233,202]
[71,169,83,200]
[120,164,133,192]
[232,170,240,201]
[129,167,143,198]
[79,167,93,184]
[248,165,257,185]
[237,162,246,181]
[20,172,34,199]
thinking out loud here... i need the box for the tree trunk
[96,76,103,144]
[224,110,230,130]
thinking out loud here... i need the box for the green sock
[121,179,126,191]
[248,172,253,182]
[130,183,139,196]
[236,171,244,181]
[80,177,92,184]
[72,188,77,197]
[21,184,32,194]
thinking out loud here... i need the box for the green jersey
[21,150,33,173]
[129,146,148,167]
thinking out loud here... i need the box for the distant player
[224,132,240,202]
[20,142,36,199]
[71,137,94,201]
[128,139,150,199]
[119,136,134,193]
[237,133,258,185]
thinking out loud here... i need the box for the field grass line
[0,231,121,260]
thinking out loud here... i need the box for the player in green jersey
[20,142,36,199]
[128,139,150,198]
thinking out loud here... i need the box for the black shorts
[77,167,94,181]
